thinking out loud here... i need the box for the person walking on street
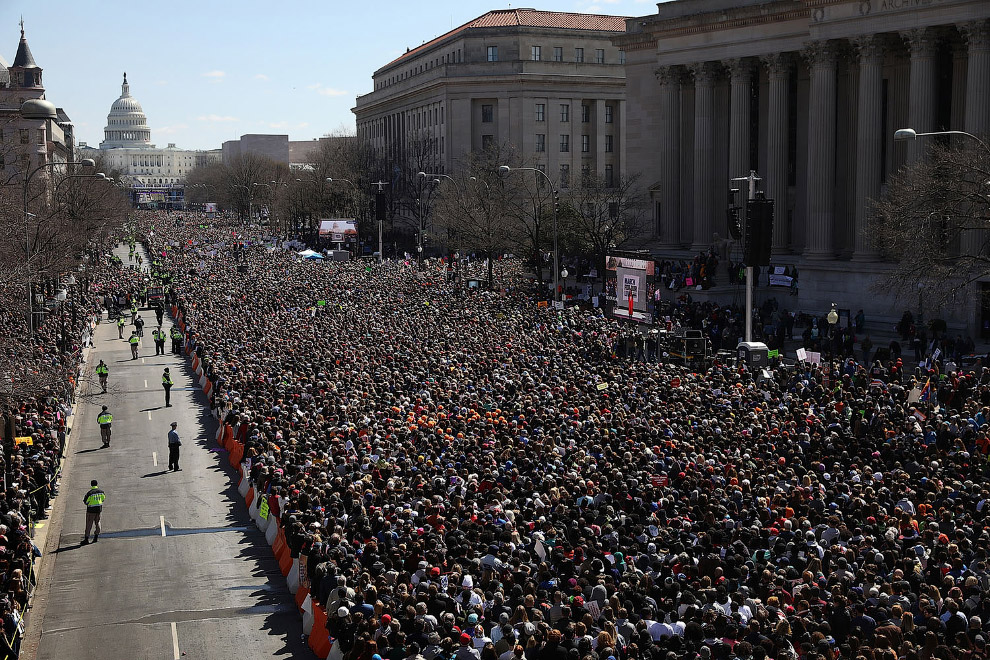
[95,360,109,393]
[167,422,181,471]
[134,314,145,338]
[117,316,126,339]
[152,326,166,355]
[162,368,173,407]
[82,480,105,544]
[129,331,140,359]
[97,406,113,448]
[130,303,138,324]
[170,326,183,354]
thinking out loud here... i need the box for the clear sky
[1,0,657,151]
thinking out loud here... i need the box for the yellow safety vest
[162,374,173,386]
[85,489,105,507]
[129,336,139,345]
[96,364,108,375]
[97,412,112,425]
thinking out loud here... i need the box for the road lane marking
[153,452,158,466]
[141,358,145,364]
[148,411,153,421]
[171,621,179,659]
[160,516,166,537]
[144,379,147,388]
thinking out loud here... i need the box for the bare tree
[872,140,990,304]
[561,172,648,281]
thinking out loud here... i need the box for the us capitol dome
[99,72,152,149]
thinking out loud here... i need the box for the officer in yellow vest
[117,316,126,339]
[95,360,109,393]
[97,406,113,447]
[129,330,140,360]
[82,479,105,544]
[162,368,173,407]
[170,326,183,354]
[152,326,166,355]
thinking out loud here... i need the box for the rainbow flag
[919,378,932,402]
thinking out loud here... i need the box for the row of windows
[532,103,613,123]
[487,45,624,65]
[534,134,613,153]
[377,48,463,89]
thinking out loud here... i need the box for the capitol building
[78,73,219,206]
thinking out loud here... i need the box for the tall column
[960,20,990,256]
[902,28,939,163]
[961,20,990,137]
[803,41,838,260]
[852,35,884,261]
[655,65,683,247]
[761,53,791,252]
[726,58,754,180]
[690,62,719,252]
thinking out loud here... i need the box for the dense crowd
[141,210,990,660]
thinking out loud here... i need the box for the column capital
[959,20,990,53]
[852,34,884,64]
[761,52,793,79]
[901,27,939,59]
[801,41,838,69]
[689,61,721,86]
[654,65,687,86]
[723,57,755,82]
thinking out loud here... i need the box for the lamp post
[418,172,458,264]
[498,165,560,303]
[561,267,569,300]
[893,128,990,156]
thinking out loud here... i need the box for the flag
[628,292,634,316]
[920,378,932,402]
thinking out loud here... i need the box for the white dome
[100,72,153,149]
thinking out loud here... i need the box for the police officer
[162,368,173,407]
[155,304,164,327]
[167,422,181,471]
[82,480,105,544]
[170,326,183,354]
[134,314,145,338]
[117,315,126,339]
[95,360,109,393]
[97,405,113,447]
[130,302,138,323]
[152,325,166,355]
[129,330,140,359]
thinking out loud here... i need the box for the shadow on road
[74,446,107,455]
[140,470,172,478]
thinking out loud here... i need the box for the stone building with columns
[616,0,990,333]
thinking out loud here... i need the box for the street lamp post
[893,128,990,156]
[418,172,458,264]
[498,165,560,303]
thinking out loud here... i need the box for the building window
[575,48,584,63]
[482,104,493,123]
[553,47,563,62]
[595,49,605,64]
[581,165,591,183]
[482,135,494,150]
[560,104,569,122]
[559,135,569,152]
[605,104,614,123]
[19,129,28,144]
[560,164,570,189]
[531,45,541,61]
[535,103,545,122]
[582,135,590,153]
[581,104,590,123]
[535,134,546,152]
[619,50,626,65]
[487,46,498,62]
[605,135,613,153]
[605,164,614,187]
[37,128,45,144]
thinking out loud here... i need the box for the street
[20,248,312,660]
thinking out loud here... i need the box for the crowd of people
[139,210,990,660]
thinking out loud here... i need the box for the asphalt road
[22,245,312,660]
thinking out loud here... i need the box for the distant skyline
[1,0,657,151]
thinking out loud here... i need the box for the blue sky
[2,0,656,151]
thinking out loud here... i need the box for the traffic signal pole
[730,171,761,343]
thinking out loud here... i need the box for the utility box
[737,341,769,368]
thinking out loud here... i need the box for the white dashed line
[171,621,179,659]
[148,411,153,421]
[160,516,166,537]
[141,358,145,364]
[152,452,158,466]
[144,379,148,388]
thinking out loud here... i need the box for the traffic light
[375,193,386,221]
[726,189,743,240]
[744,197,774,266]
[553,191,560,214]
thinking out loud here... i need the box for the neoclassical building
[616,0,990,331]
[78,74,220,204]
[354,9,628,188]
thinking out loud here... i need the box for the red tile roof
[383,9,629,69]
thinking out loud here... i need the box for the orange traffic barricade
[295,585,310,611]
[309,605,332,658]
